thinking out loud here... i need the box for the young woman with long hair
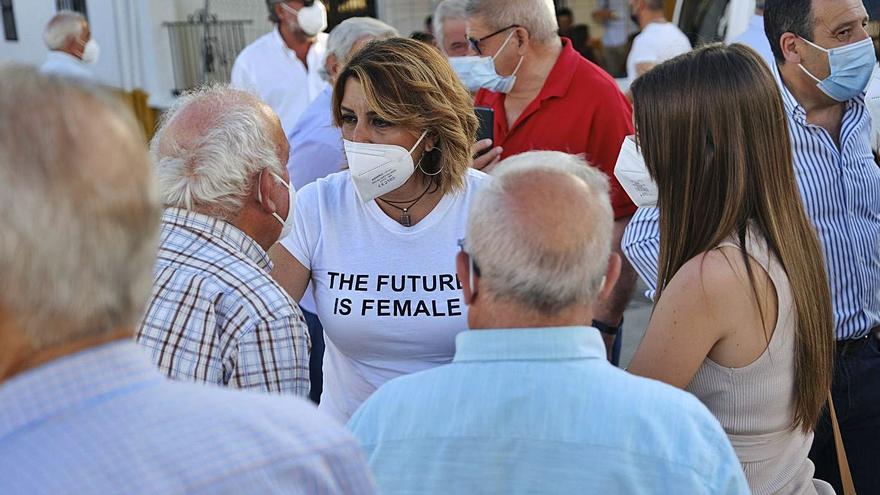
[626,44,835,494]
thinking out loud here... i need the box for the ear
[598,252,622,302]
[779,32,803,65]
[515,26,530,54]
[456,251,477,304]
[257,170,278,214]
[425,134,437,152]
[325,53,340,80]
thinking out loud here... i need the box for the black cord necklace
[376,179,438,227]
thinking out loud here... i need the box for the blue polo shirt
[348,327,748,494]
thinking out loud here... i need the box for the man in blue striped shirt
[349,153,748,495]
[623,0,880,491]
[0,67,376,495]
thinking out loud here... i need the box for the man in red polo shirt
[463,0,637,361]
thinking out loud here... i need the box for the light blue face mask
[449,30,524,94]
[798,36,877,102]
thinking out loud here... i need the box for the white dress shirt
[40,51,95,83]
[231,28,328,134]
[626,22,692,84]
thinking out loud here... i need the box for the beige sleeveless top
[686,229,820,495]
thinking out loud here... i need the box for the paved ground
[618,279,652,368]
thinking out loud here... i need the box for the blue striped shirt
[622,63,880,340]
[0,341,376,494]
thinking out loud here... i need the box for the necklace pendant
[401,211,411,227]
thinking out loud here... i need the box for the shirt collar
[0,341,164,441]
[772,59,867,125]
[162,207,273,272]
[47,50,85,65]
[537,38,579,100]
[478,38,579,108]
[453,326,606,363]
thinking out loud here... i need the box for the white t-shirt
[231,28,328,135]
[281,169,490,422]
[627,22,693,84]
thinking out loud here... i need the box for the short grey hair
[43,11,86,50]
[151,85,285,220]
[465,0,559,44]
[433,0,467,51]
[0,64,160,349]
[466,151,613,313]
[319,17,398,82]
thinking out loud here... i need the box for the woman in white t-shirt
[271,37,490,422]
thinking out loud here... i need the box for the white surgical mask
[344,131,428,203]
[449,30,523,93]
[280,1,327,37]
[79,39,100,65]
[613,135,658,208]
[258,170,296,240]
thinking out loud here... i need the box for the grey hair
[43,11,86,50]
[0,64,160,349]
[150,85,285,220]
[433,0,467,52]
[319,17,398,82]
[467,151,613,313]
[465,0,559,44]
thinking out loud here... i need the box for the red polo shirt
[475,39,636,219]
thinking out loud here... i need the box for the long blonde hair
[332,37,478,195]
[631,44,834,432]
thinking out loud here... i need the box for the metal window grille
[56,0,88,19]
[163,11,251,95]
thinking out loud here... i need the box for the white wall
[0,1,58,66]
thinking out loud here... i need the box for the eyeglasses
[467,24,521,56]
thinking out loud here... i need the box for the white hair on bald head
[43,11,86,50]
[433,0,467,52]
[151,85,285,220]
[319,17,398,82]
[0,64,160,350]
[466,151,613,313]
[465,0,559,44]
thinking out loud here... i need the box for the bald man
[348,151,748,495]
[137,86,310,396]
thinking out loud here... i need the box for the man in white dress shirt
[40,11,98,83]
[232,1,329,135]
[626,0,692,84]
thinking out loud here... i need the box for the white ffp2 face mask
[258,170,296,241]
[613,135,658,208]
[281,1,327,37]
[344,131,428,203]
[80,39,100,65]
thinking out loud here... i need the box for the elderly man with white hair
[347,151,749,495]
[0,66,375,494]
[40,10,99,82]
[281,16,397,403]
[137,85,310,396]
[464,0,638,365]
[433,0,469,57]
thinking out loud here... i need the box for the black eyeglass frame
[467,24,521,56]
[457,238,482,277]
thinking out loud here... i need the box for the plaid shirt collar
[161,207,273,272]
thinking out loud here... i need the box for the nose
[352,119,371,143]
